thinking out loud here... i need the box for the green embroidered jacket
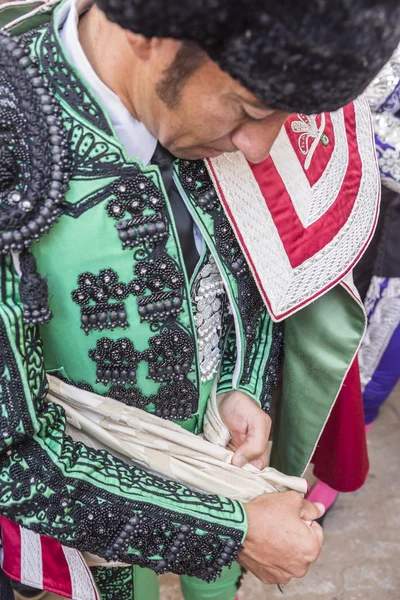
[0,1,283,580]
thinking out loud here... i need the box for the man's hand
[218,391,271,470]
[239,491,325,585]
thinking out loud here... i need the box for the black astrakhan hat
[95,0,400,114]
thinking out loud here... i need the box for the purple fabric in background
[363,322,400,424]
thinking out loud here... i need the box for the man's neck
[77,3,140,120]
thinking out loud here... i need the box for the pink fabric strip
[41,535,73,598]
[0,517,22,582]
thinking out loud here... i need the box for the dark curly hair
[95,0,400,113]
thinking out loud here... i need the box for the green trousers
[91,562,242,600]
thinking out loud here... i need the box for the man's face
[125,37,291,162]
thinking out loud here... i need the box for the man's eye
[240,108,266,122]
[240,108,253,121]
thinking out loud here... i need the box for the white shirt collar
[57,0,157,164]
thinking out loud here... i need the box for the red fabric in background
[312,357,369,492]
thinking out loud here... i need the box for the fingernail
[234,455,248,468]
[314,502,326,516]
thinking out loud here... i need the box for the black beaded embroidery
[87,331,197,418]
[179,159,264,385]
[89,338,140,386]
[104,515,240,579]
[19,252,53,325]
[130,255,184,325]
[109,176,168,249]
[3,442,243,581]
[36,24,113,138]
[0,31,70,252]
[28,25,199,419]
[145,329,194,384]
[106,384,147,409]
[72,269,129,334]
[97,154,196,418]
[107,172,188,329]
[260,321,284,413]
[0,311,244,582]
[0,31,71,324]
[150,380,197,420]
[91,565,135,600]
[106,380,197,419]
[237,278,264,384]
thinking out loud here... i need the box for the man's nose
[231,112,290,164]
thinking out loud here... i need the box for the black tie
[151,143,199,280]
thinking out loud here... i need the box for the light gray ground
[160,382,400,599]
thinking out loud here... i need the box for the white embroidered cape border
[206,96,380,322]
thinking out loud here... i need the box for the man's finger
[232,420,269,467]
[300,499,326,521]
[310,520,324,545]
[249,452,268,470]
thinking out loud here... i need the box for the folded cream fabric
[47,375,307,568]
[47,375,307,503]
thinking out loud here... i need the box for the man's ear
[124,30,153,60]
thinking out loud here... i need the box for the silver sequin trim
[192,255,226,383]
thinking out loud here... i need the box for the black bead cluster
[179,161,220,212]
[19,251,53,325]
[79,303,128,334]
[108,176,168,249]
[236,276,264,385]
[0,31,71,326]
[0,145,19,191]
[0,31,70,254]
[152,527,239,579]
[145,330,194,384]
[110,175,164,215]
[196,188,219,212]
[104,513,147,561]
[106,379,197,420]
[215,217,248,276]
[130,255,184,295]
[152,380,197,420]
[89,338,139,386]
[260,322,284,412]
[109,379,196,419]
[116,213,167,249]
[72,269,129,334]
[130,255,184,324]
[136,292,182,323]
[179,162,209,191]
[107,384,148,409]
[179,160,248,278]
[103,511,241,582]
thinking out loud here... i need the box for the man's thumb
[232,450,248,468]
[301,499,326,521]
